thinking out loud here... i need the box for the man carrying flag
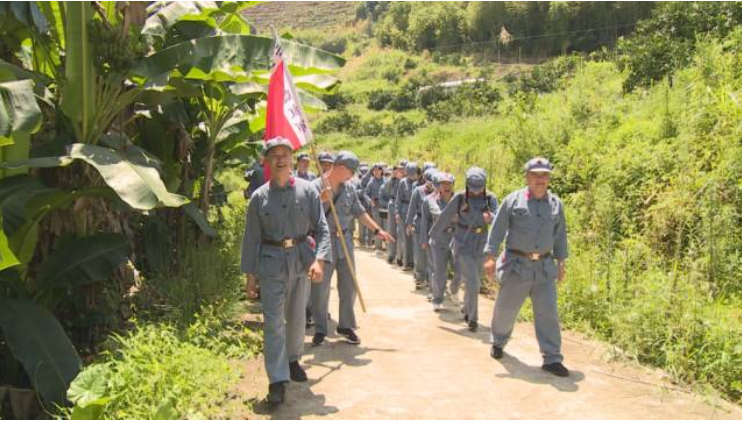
[240,34,330,405]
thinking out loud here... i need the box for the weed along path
[239,249,742,419]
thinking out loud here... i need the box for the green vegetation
[0,1,343,418]
[311,3,742,404]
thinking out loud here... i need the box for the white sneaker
[433,303,442,312]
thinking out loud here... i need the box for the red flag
[262,52,313,179]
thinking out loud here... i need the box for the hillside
[242,1,358,33]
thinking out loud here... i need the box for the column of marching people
[242,139,570,405]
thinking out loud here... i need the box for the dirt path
[239,249,742,419]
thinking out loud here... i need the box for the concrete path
[243,249,742,419]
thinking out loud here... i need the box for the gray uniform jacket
[294,170,317,181]
[365,177,385,208]
[380,177,399,210]
[241,177,332,276]
[484,188,568,279]
[311,178,366,261]
[419,192,455,246]
[431,191,498,256]
[406,184,434,227]
[395,178,416,220]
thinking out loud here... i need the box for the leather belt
[262,236,307,249]
[379,209,389,218]
[458,223,486,234]
[508,249,552,261]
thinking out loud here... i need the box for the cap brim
[527,168,552,173]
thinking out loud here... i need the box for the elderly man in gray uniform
[483,157,570,377]
[420,172,461,311]
[241,137,331,405]
[365,163,386,253]
[310,151,395,347]
[382,160,406,265]
[406,167,437,289]
[395,162,420,271]
[431,167,498,331]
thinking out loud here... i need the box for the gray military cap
[335,151,360,172]
[296,152,310,161]
[525,157,553,173]
[466,167,487,192]
[423,162,437,172]
[405,162,419,176]
[263,137,293,155]
[438,172,455,184]
[424,168,438,183]
[318,151,335,163]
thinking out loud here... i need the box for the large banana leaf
[0,174,57,232]
[60,1,95,141]
[9,187,115,267]
[0,144,188,210]
[142,1,219,39]
[0,79,43,143]
[183,202,217,237]
[0,215,20,271]
[0,298,82,405]
[37,1,66,49]
[67,144,188,209]
[35,233,130,304]
[133,35,346,89]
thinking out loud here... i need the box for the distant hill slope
[242,1,358,33]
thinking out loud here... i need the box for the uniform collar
[525,188,548,202]
[270,175,296,190]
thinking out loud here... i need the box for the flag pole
[270,26,368,313]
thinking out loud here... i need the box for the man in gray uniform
[395,162,420,271]
[420,172,461,311]
[241,137,331,405]
[317,151,335,174]
[406,167,437,289]
[382,161,405,265]
[431,167,498,331]
[365,163,386,253]
[294,152,317,181]
[483,157,569,377]
[310,151,395,347]
[357,163,373,247]
[244,144,265,199]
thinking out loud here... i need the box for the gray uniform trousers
[456,248,485,323]
[412,226,428,283]
[311,233,358,335]
[491,257,563,364]
[430,237,461,304]
[387,202,398,261]
[259,248,308,384]
[396,215,413,266]
[371,206,383,251]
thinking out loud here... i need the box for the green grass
[316,31,742,403]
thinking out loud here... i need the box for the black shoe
[336,327,361,345]
[490,345,504,359]
[542,362,570,377]
[387,257,394,264]
[289,361,308,382]
[396,259,403,267]
[464,314,469,323]
[312,333,326,347]
[305,314,314,329]
[468,320,478,331]
[402,266,414,272]
[267,381,286,405]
